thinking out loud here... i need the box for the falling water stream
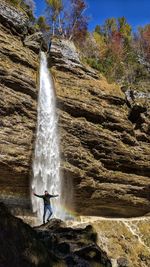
[31,52,63,221]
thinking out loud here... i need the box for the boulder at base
[0,202,112,267]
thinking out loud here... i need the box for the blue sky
[34,0,150,31]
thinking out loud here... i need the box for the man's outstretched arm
[33,193,44,198]
[49,194,59,198]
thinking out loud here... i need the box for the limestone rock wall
[50,39,150,218]
[0,0,150,219]
[0,1,40,211]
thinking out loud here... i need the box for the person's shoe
[43,221,45,224]
[47,219,50,222]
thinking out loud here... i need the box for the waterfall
[31,52,62,221]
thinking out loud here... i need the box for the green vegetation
[6,0,150,88]
[36,16,50,32]
[46,0,63,36]
[43,0,150,88]
[45,0,88,43]
[80,18,150,86]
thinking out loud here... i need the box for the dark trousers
[43,204,52,223]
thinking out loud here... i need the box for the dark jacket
[34,193,58,206]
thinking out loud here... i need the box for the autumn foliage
[140,25,150,61]
[80,16,150,84]
[45,0,88,42]
[18,0,150,86]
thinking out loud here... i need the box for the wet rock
[35,218,112,266]
[0,203,112,267]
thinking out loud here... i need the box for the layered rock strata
[49,39,150,218]
[0,1,150,218]
[0,0,41,212]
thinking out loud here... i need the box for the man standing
[33,190,59,224]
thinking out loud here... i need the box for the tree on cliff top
[45,0,88,43]
[139,24,150,62]
[67,0,88,41]
[36,16,50,32]
[80,17,134,82]
[46,0,63,36]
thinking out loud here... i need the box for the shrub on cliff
[80,17,150,87]
[45,0,88,44]
[36,16,50,32]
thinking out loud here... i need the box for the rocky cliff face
[0,1,150,220]
[49,39,150,218]
[0,0,44,212]
[0,2,150,266]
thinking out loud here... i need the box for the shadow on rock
[0,203,112,267]
[34,218,112,267]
